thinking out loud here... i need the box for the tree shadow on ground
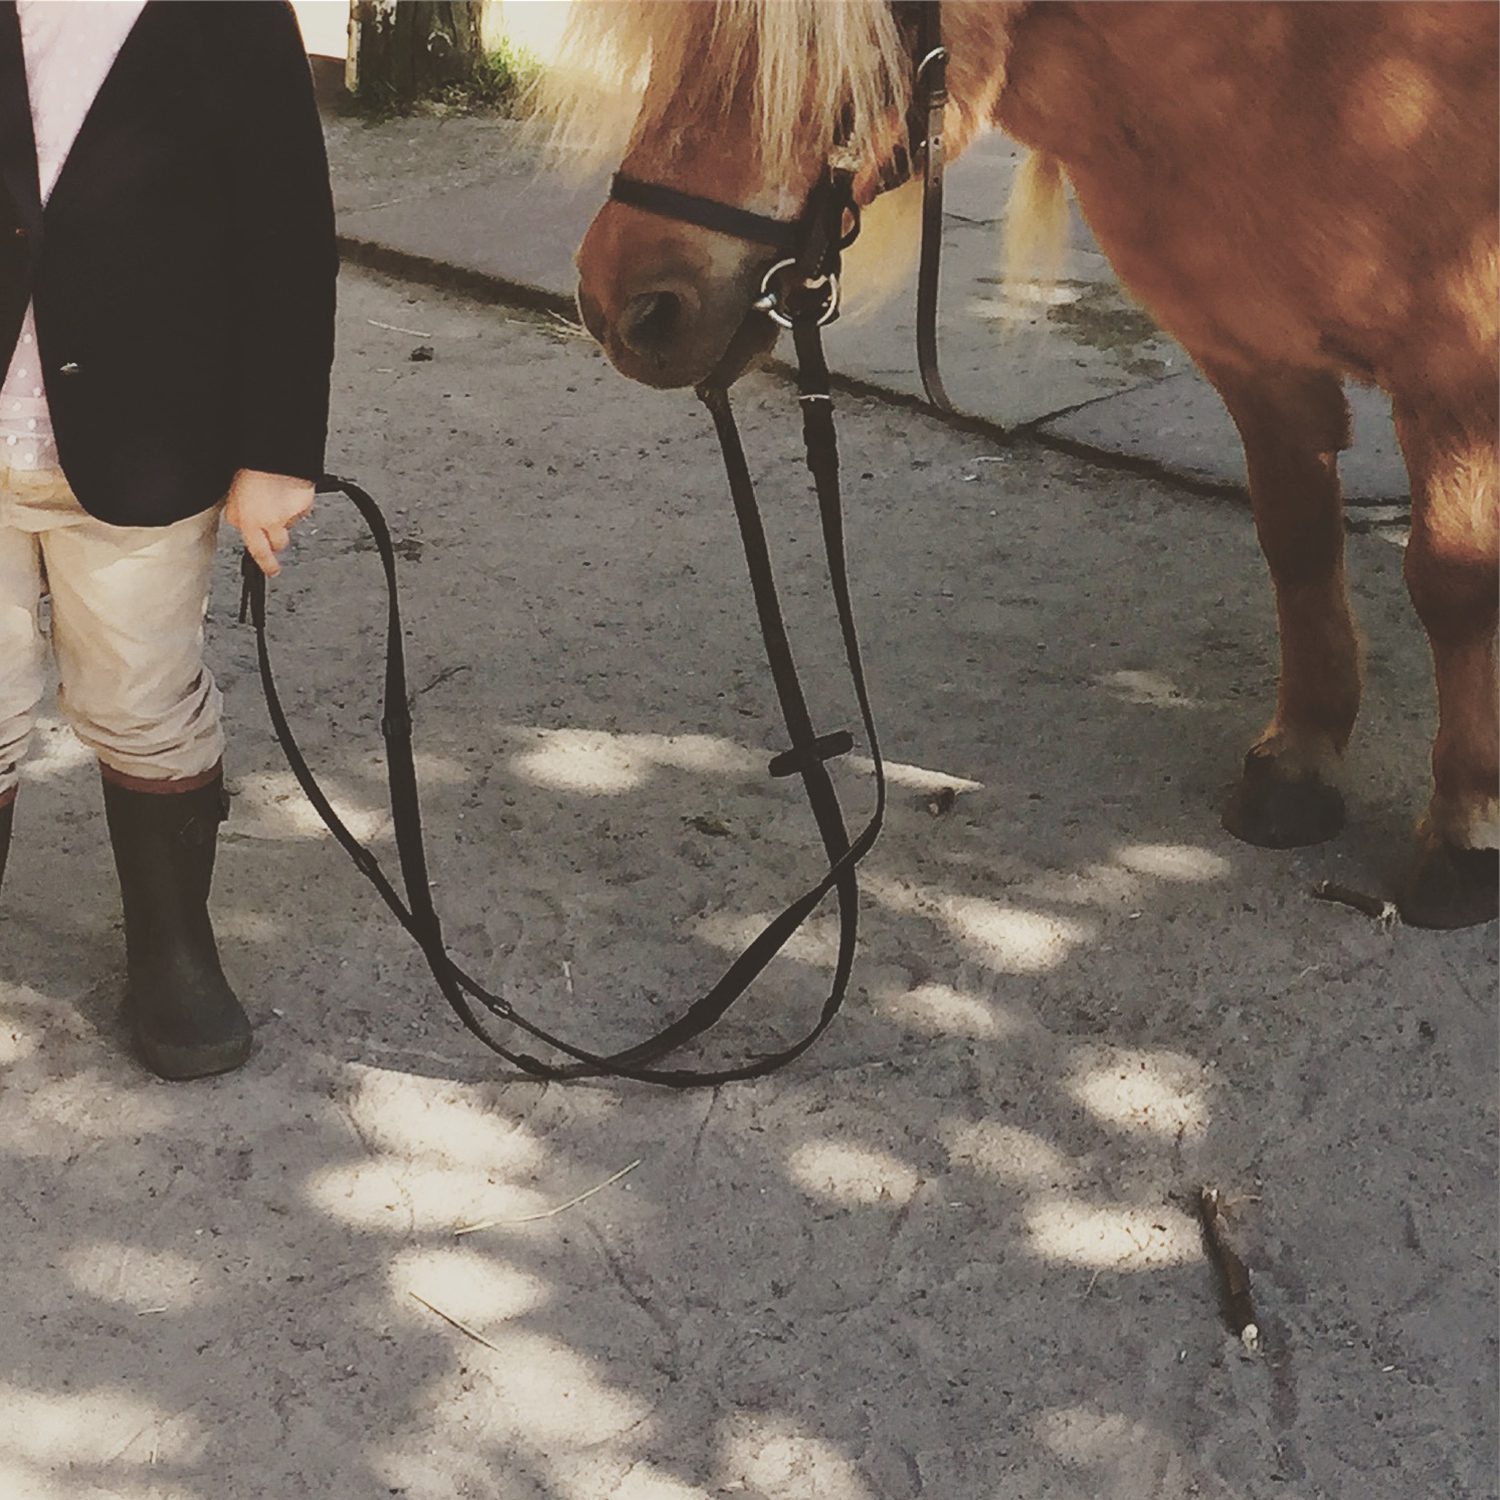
[0,274,1492,1500]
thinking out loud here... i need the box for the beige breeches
[0,461,224,798]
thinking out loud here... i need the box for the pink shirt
[1,1,147,471]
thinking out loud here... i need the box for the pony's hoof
[1222,770,1345,848]
[1399,842,1499,929]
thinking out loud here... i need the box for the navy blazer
[0,0,337,527]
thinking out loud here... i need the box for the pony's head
[551,1,918,389]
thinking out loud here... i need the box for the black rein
[243,4,957,1085]
[243,170,885,1086]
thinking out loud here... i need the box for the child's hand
[224,468,316,577]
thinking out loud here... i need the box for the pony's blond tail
[1001,150,1069,297]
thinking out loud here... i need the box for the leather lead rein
[242,177,884,1086]
[243,2,956,1083]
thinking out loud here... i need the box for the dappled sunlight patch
[0,1382,203,1470]
[231,769,389,842]
[974,280,1085,327]
[61,1240,205,1314]
[0,1064,176,1154]
[509,727,760,796]
[372,1333,656,1496]
[1017,862,1146,908]
[0,1462,197,1500]
[1025,1198,1201,1269]
[609,1467,716,1500]
[410,751,471,785]
[786,1138,921,1206]
[213,908,285,943]
[689,909,839,967]
[1013,843,1227,912]
[390,1245,548,1326]
[864,871,1092,972]
[1098,669,1201,708]
[344,1067,548,1172]
[473,1331,654,1442]
[1034,1403,1198,1487]
[642,734,762,777]
[1115,843,1230,882]
[875,981,1018,1039]
[847,754,983,794]
[15,716,91,782]
[719,1413,878,1499]
[304,1157,543,1232]
[1065,1046,1211,1140]
[335,750,470,788]
[943,895,1091,973]
[941,1120,1080,1189]
[0,1015,39,1064]
[510,729,647,794]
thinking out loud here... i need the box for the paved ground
[3,264,1493,1500]
[1,101,1493,1500]
[325,114,1410,507]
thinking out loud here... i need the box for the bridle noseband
[607,0,953,407]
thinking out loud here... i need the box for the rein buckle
[768,730,855,780]
[754,258,842,330]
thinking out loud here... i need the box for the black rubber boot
[0,795,12,890]
[101,770,252,1080]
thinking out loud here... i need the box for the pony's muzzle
[618,283,702,367]
[577,276,719,387]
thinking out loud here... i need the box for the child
[0,0,337,1078]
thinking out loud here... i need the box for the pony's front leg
[1210,366,1362,848]
[1391,393,1499,928]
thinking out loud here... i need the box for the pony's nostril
[620,289,689,359]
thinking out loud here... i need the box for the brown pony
[559,1,1498,929]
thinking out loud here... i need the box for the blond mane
[536,1,911,185]
[537,1,1065,317]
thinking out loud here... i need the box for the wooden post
[349,1,484,103]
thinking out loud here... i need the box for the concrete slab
[1041,374,1410,505]
[340,171,603,307]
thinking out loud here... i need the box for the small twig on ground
[367,317,432,338]
[1311,880,1399,927]
[454,1159,642,1236]
[415,662,472,698]
[408,1290,503,1353]
[1197,1186,1260,1352]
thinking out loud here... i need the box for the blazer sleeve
[222,1,338,482]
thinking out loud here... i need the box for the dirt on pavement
[1,268,1494,1500]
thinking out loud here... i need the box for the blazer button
[12,226,24,239]
[59,362,80,375]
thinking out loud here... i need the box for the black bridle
[240,5,955,1086]
[607,0,953,408]
[240,165,886,1085]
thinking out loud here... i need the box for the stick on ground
[455,1159,642,1236]
[408,1291,503,1354]
[1197,1186,1260,1352]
